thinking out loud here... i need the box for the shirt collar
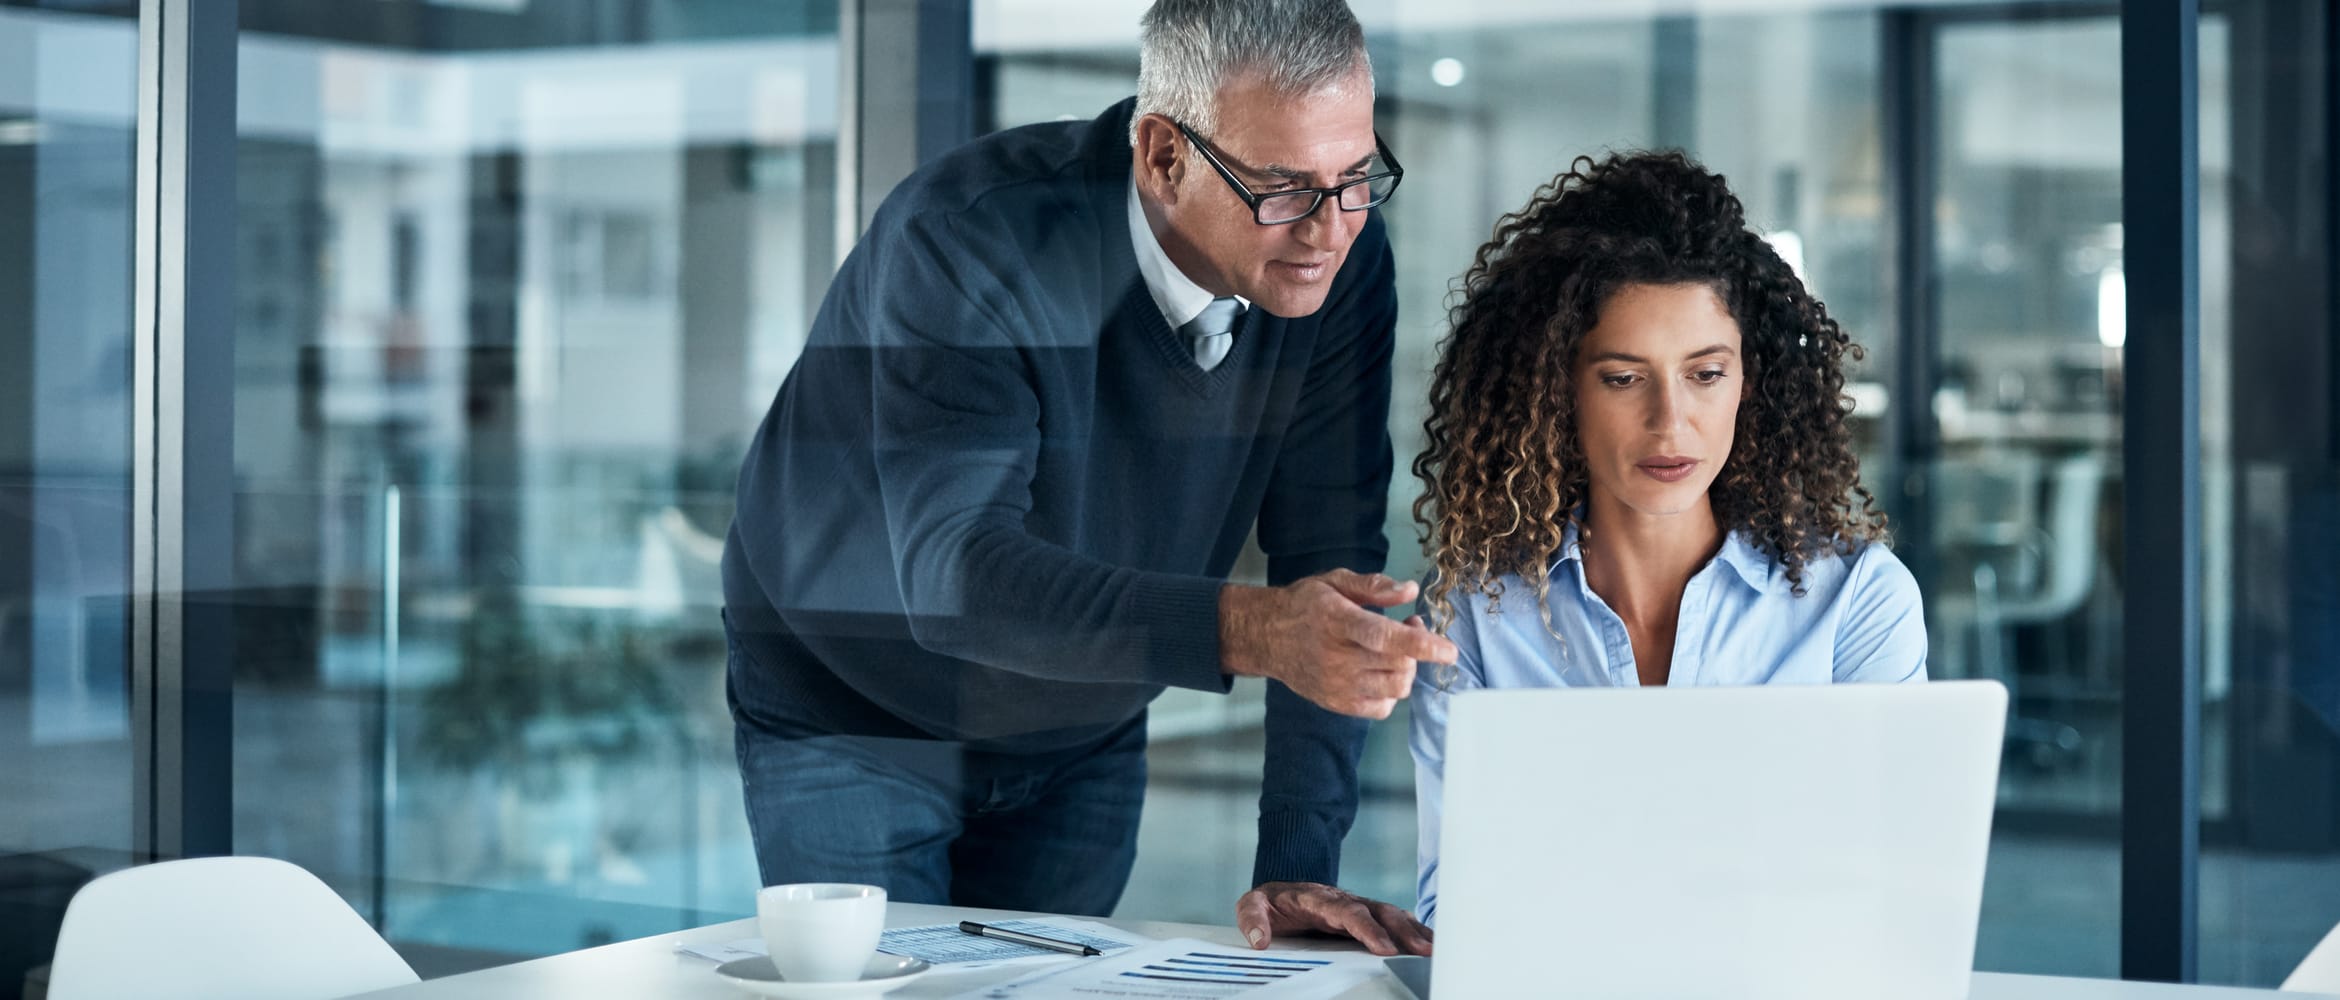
[1127,177,1247,329]
[1713,531,1784,593]
[1552,521,1782,594]
[1555,521,1587,569]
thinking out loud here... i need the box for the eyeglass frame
[1170,118,1403,226]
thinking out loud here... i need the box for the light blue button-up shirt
[1408,527,1928,925]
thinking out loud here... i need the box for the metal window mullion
[843,0,972,238]
[2328,0,2340,465]
[834,0,861,262]
[2119,0,2203,982]
[154,0,193,864]
[130,0,163,865]
[1883,9,1940,580]
[1651,16,1698,152]
[132,0,236,865]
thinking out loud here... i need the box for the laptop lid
[1430,681,2006,1000]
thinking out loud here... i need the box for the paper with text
[675,917,1151,969]
[944,938,1382,1000]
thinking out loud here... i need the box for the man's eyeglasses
[1173,119,1403,226]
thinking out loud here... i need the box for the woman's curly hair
[1411,150,1886,637]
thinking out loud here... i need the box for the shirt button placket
[1607,617,1634,686]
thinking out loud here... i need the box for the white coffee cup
[757,883,887,982]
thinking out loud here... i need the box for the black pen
[957,920,1104,957]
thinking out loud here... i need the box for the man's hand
[1235,881,1433,957]
[1220,570,1458,719]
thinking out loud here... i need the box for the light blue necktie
[1181,297,1244,372]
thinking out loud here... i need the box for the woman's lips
[1637,457,1700,483]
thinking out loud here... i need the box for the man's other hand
[1234,881,1433,957]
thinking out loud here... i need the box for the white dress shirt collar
[1128,177,1248,329]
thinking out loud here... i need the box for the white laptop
[1425,680,2006,1000]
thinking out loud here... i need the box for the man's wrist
[1219,583,1272,679]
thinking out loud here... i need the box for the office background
[0,0,2333,991]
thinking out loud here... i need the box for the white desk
[343,902,2318,1000]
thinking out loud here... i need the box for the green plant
[415,590,685,793]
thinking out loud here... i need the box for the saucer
[713,954,932,998]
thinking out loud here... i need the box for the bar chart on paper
[952,938,1384,1000]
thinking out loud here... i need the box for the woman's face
[1571,282,1745,519]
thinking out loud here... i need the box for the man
[720,0,1445,957]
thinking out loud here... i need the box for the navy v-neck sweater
[722,98,1396,886]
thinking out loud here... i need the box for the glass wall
[225,0,839,961]
[1920,12,2131,973]
[10,0,2332,988]
[0,2,138,994]
[2197,0,2340,986]
[974,0,2150,978]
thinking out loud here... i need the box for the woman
[1406,151,1926,926]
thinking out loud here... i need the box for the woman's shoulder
[1764,534,1919,609]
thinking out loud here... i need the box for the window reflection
[0,3,138,990]
[229,3,840,959]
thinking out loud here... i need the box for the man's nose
[1293,194,1356,251]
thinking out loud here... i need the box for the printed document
[676,917,1150,969]
[943,937,1383,1000]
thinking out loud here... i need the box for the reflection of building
[0,13,138,750]
[3,0,854,963]
[234,34,840,611]
[231,27,848,948]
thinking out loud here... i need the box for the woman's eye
[1692,369,1728,384]
[1600,373,1639,388]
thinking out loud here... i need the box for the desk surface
[344,902,2318,1000]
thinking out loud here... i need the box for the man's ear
[1133,112,1184,204]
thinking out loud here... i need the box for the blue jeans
[727,627,1148,916]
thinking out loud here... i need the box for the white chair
[2287,921,2340,992]
[47,856,418,1000]
[1930,449,2106,768]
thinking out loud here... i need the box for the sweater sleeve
[865,211,1230,694]
[1250,218,1399,888]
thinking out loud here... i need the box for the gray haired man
[721,0,1441,956]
